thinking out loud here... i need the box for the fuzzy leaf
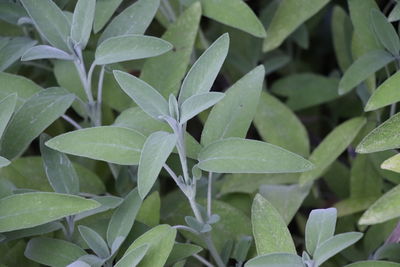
[0,93,17,138]
[21,45,73,61]
[244,253,304,267]
[114,244,149,267]
[93,0,122,33]
[0,192,99,232]
[180,92,224,124]
[46,127,146,165]
[197,138,314,174]
[71,0,95,49]
[78,226,109,259]
[365,71,400,111]
[371,9,400,56]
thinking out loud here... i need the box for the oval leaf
[365,71,400,111]
[21,45,74,61]
[78,226,109,259]
[0,93,17,138]
[197,138,314,174]
[0,192,99,232]
[0,87,74,160]
[371,9,400,56]
[138,132,177,199]
[178,33,229,104]
[113,71,169,119]
[45,126,146,165]
[114,244,149,267]
[71,0,96,49]
[252,194,296,255]
[381,153,400,173]
[95,35,172,65]
[179,92,224,124]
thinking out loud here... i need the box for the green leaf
[140,2,201,98]
[346,261,400,267]
[381,153,400,173]
[95,35,172,65]
[299,117,366,185]
[20,0,70,51]
[254,91,309,157]
[137,191,160,227]
[25,237,87,267]
[271,73,340,111]
[197,138,314,174]
[78,226,109,259]
[339,50,394,95]
[244,253,304,267]
[93,0,122,33]
[180,92,224,124]
[166,243,202,265]
[138,132,177,199]
[201,0,266,38]
[0,2,27,25]
[21,45,74,61]
[201,65,265,146]
[0,157,10,168]
[313,232,363,266]
[259,183,310,225]
[251,194,296,255]
[124,225,176,267]
[356,113,400,153]
[0,192,99,232]
[371,9,400,56]
[0,93,17,138]
[45,126,146,165]
[389,4,400,22]
[113,71,169,119]
[263,0,329,52]
[99,0,159,43]
[71,0,95,49]
[331,6,353,72]
[359,184,400,225]
[0,37,37,72]
[0,87,74,160]
[1,222,62,242]
[178,33,229,104]
[350,155,382,198]
[40,134,80,195]
[114,244,149,267]
[0,72,42,110]
[107,188,142,250]
[365,71,400,111]
[305,208,337,256]
[334,197,378,217]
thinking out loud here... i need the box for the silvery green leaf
[244,252,304,267]
[138,132,177,199]
[0,156,10,168]
[232,236,252,263]
[305,208,337,256]
[263,0,329,52]
[168,95,179,121]
[25,237,87,267]
[71,0,95,49]
[252,194,296,255]
[339,50,394,95]
[201,0,266,38]
[40,134,79,195]
[113,70,169,119]
[99,0,159,43]
[179,92,224,124]
[331,6,353,72]
[140,2,201,98]
[0,93,17,138]
[0,72,42,109]
[178,33,229,104]
[359,184,400,225]
[78,226,110,259]
[201,65,265,146]
[0,2,27,25]
[0,36,37,71]
[0,87,74,160]
[299,117,366,185]
[45,126,146,165]
[1,222,62,242]
[371,9,400,56]
[114,244,149,267]
[313,232,363,266]
[356,113,400,153]
[197,138,314,174]
[389,3,400,22]
[93,0,122,33]
[365,71,400,111]
[21,45,74,61]
[107,188,142,250]
[0,192,99,232]
[20,0,71,51]
[67,261,91,267]
[124,225,176,267]
[95,35,172,65]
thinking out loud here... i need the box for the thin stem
[193,254,215,267]
[62,115,82,129]
[207,172,213,217]
[94,65,105,126]
[172,225,198,235]
[204,234,225,267]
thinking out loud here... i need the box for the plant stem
[207,172,213,217]
[94,65,105,126]
[62,115,82,129]
[193,254,215,267]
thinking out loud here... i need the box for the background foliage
[1,0,400,266]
